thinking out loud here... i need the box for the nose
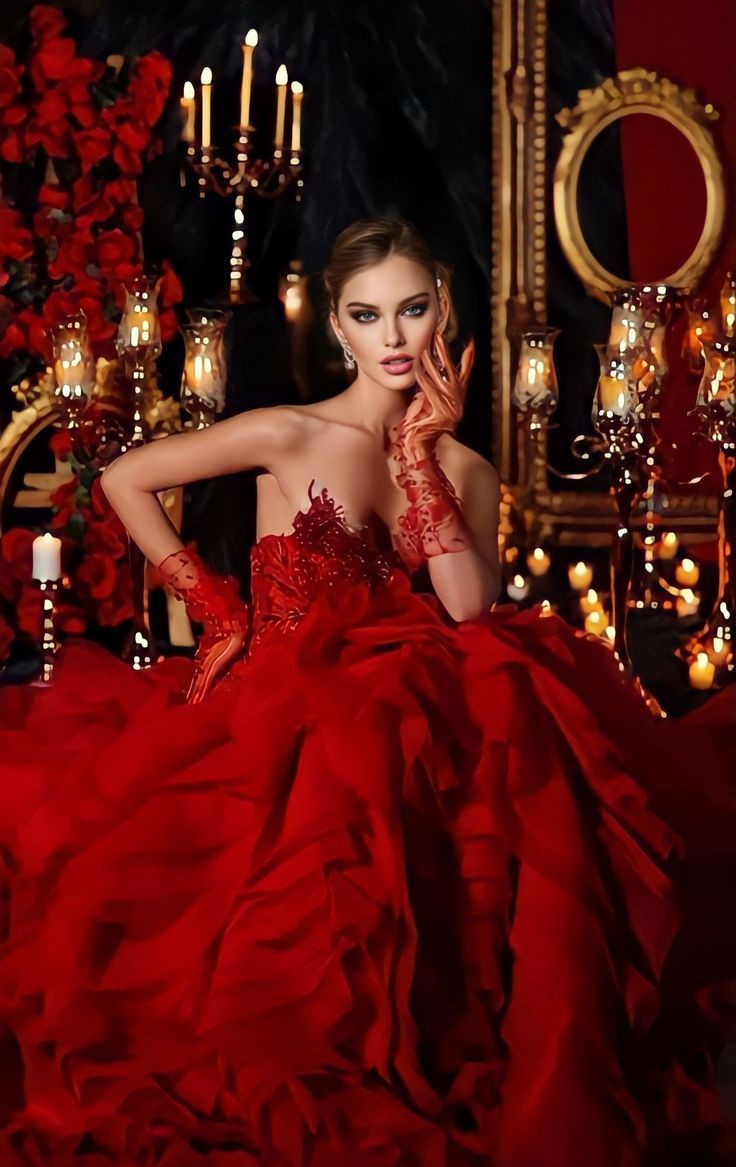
[384,317,406,349]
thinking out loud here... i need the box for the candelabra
[49,297,229,673]
[512,295,668,675]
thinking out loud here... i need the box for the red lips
[381,354,413,364]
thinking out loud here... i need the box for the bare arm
[427,454,502,622]
[100,406,302,565]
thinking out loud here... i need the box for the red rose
[0,45,22,110]
[47,226,93,280]
[77,549,118,600]
[39,183,69,210]
[32,36,78,84]
[48,475,82,530]
[30,5,67,44]
[158,258,183,308]
[96,227,140,283]
[127,52,172,127]
[0,207,34,261]
[56,602,88,635]
[15,306,50,360]
[0,526,35,586]
[74,126,110,173]
[0,318,29,359]
[49,426,74,460]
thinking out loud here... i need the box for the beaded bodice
[248,479,409,650]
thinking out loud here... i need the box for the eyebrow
[346,291,431,309]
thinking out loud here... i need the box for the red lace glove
[387,397,474,573]
[157,546,249,704]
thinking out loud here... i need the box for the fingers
[185,634,245,704]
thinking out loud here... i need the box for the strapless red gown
[1,482,735,1167]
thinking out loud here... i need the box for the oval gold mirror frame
[553,68,726,302]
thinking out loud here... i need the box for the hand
[386,390,435,479]
[187,629,247,704]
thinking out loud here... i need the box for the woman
[0,216,734,1167]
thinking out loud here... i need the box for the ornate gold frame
[491,1,721,543]
[553,68,726,302]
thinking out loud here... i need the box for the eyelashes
[349,304,427,324]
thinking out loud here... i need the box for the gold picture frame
[491,1,722,544]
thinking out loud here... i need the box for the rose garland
[0,5,183,660]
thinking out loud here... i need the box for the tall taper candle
[200,66,213,149]
[181,81,196,143]
[240,29,258,129]
[274,64,288,151]
[290,80,303,151]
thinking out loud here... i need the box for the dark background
[1,0,494,577]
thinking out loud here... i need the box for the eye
[349,303,427,324]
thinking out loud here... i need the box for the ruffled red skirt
[1,570,735,1167]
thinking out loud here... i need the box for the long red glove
[387,405,474,573]
[157,546,249,704]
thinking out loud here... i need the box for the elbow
[444,578,502,624]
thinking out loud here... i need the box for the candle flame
[201,66,213,85]
[275,64,289,85]
[291,80,303,94]
[183,81,195,100]
[245,28,259,46]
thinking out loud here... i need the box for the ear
[328,309,344,345]
[436,285,451,333]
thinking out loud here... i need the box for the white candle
[181,81,196,143]
[33,532,61,581]
[689,650,715,690]
[526,546,550,577]
[506,573,530,602]
[568,561,593,591]
[290,80,303,151]
[675,557,699,587]
[274,64,288,151]
[200,66,213,149]
[240,29,258,129]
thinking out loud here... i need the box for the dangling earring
[341,340,356,370]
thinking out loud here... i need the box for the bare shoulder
[436,433,500,494]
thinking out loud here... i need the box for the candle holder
[184,126,304,305]
[678,338,736,685]
[50,313,96,459]
[30,578,60,686]
[180,309,231,429]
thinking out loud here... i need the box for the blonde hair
[323,216,475,459]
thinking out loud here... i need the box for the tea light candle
[580,588,601,615]
[676,588,700,618]
[527,546,550,576]
[507,574,530,602]
[33,532,61,581]
[675,557,699,587]
[568,561,593,591]
[689,651,715,690]
[657,531,678,560]
[584,609,606,636]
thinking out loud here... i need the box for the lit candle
[33,532,62,581]
[274,64,288,152]
[290,80,303,151]
[180,81,196,143]
[200,66,213,149]
[584,608,606,636]
[526,546,550,576]
[689,650,715,690]
[580,587,601,615]
[708,635,732,665]
[240,29,258,129]
[675,557,700,587]
[657,531,678,560]
[568,561,593,591]
[506,574,530,602]
[597,371,634,417]
[721,272,736,338]
[676,588,700,618]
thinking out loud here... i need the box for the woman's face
[331,254,440,390]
